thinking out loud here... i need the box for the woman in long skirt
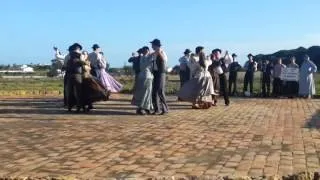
[97,52,123,93]
[81,51,110,112]
[178,46,217,109]
[132,47,154,115]
[299,55,317,98]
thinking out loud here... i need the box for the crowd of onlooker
[178,49,318,100]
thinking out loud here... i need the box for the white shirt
[89,52,100,69]
[97,53,107,69]
[161,50,168,62]
[55,50,65,60]
[153,49,167,62]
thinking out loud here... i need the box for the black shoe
[106,90,111,100]
[225,101,230,106]
[145,109,151,115]
[152,111,161,115]
[212,100,217,106]
[160,111,168,115]
[136,109,145,115]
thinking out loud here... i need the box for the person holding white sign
[272,58,286,97]
[285,56,299,98]
[299,55,318,98]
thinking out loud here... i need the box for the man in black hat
[178,49,191,87]
[66,43,85,112]
[228,53,242,96]
[150,39,169,115]
[88,44,102,79]
[243,53,258,96]
[261,59,273,97]
[210,49,230,106]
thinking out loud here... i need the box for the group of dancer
[54,39,318,113]
[177,47,230,109]
[54,43,123,112]
[129,44,231,111]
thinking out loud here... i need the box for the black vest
[154,55,166,73]
[246,61,255,74]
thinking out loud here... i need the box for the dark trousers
[214,74,229,105]
[228,73,237,95]
[179,70,190,87]
[132,73,139,92]
[243,72,254,94]
[262,73,271,97]
[273,77,282,96]
[285,81,299,97]
[152,72,168,113]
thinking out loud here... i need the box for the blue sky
[1,0,320,67]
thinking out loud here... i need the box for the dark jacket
[245,61,256,75]
[262,63,273,76]
[128,56,140,74]
[229,62,242,73]
[66,52,84,75]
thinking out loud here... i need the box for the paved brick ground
[0,95,319,179]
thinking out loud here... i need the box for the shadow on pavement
[0,108,136,116]
[305,110,320,128]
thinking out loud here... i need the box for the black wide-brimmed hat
[195,46,204,54]
[150,39,161,46]
[248,53,254,57]
[232,53,237,57]
[69,43,82,51]
[142,46,150,51]
[184,49,192,54]
[212,48,222,54]
[92,44,100,50]
[137,48,144,54]
[68,45,74,52]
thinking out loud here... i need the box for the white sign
[281,67,299,81]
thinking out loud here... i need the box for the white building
[20,65,34,73]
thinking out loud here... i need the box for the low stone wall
[0,172,319,180]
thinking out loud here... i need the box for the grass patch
[0,72,319,96]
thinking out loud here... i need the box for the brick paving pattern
[0,95,319,179]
